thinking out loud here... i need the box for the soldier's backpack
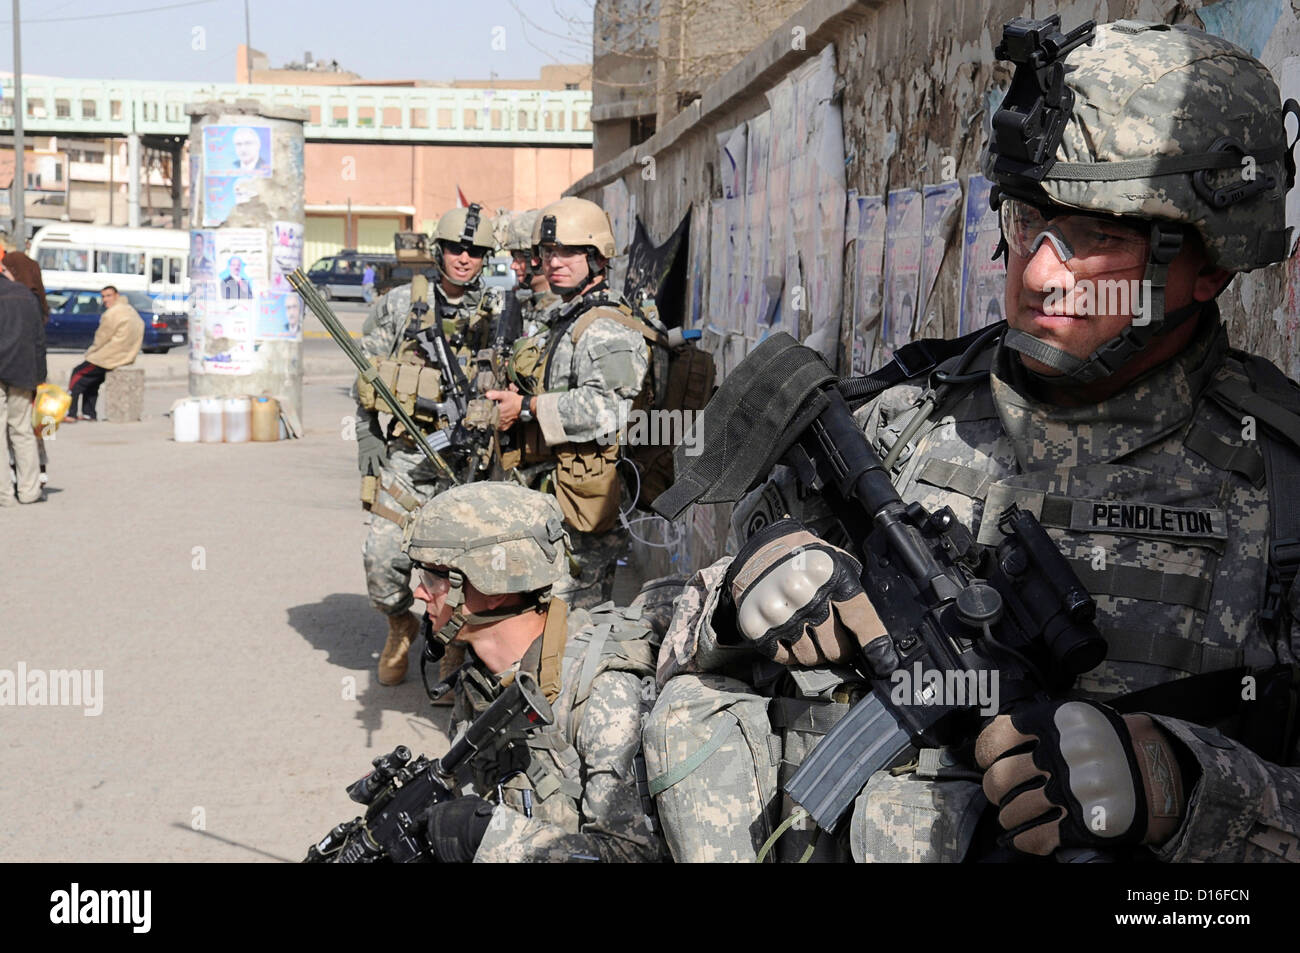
[568,297,716,510]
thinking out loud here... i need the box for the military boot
[430,641,467,706]
[378,610,420,686]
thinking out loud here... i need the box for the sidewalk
[1,378,450,861]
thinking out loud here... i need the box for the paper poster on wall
[883,189,923,358]
[201,299,256,375]
[719,122,748,200]
[202,176,238,228]
[270,220,305,293]
[688,201,710,329]
[213,229,268,301]
[188,281,213,373]
[920,180,964,330]
[257,292,302,340]
[204,124,272,178]
[959,174,1007,334]
[189,230,216,279]
[708,199,728,335]
[188,151,200,228]
[854,195,887,374]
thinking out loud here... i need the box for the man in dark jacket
[0,272,46,505]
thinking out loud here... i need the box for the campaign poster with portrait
[882,188,923,359]
[270,221,305,294]
[212,229,268,302]
[256,292,302,340]
[201,300,256,375]
[204,124,272,178]
[853,195,887,374]
[959,174,1007,333]
[189,229,216,280]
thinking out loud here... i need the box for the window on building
[151,258,165,283]
[53,162,63,183]
[27,98,45,118]
[110,100,123,121]
[565,82,580,91]
[82,100,98,119]
[169,257,183,284]
[56,99,71,118]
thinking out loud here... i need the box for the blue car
[45,288,189,354]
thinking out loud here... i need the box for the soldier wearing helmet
[500,209,560,333]
[646,18,1300,863]
[486,196,655,610]
[397,482,665,862]
[353,202,505,691]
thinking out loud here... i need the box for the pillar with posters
[184,102,307,424]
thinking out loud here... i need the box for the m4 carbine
[304,673,554,862]
[654,333,1107,834]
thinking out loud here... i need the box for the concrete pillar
[185,101,309,421]
[127,132,140,228]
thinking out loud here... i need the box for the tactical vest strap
[1102,628,1243,676]
[1218,354,1300,634]
[538,599,569,703]
[915,458,994,500]
[768,697,851,734]
[571,305,667,348]
[1183,420,1265,486]
[1069,558,1214,612]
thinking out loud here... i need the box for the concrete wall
[569,0,1300,575]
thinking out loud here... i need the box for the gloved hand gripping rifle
[304,673,554,863]
[653,333,1107,834]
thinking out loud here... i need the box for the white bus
[30,224,190,314]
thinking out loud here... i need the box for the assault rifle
[289,269,459,483]
[654,333,1107,834]
[304,673,554,863]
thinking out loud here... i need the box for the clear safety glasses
[999,199,1151,277]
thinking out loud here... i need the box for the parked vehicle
[31,224,190,315]
[44,288,188,353]
[304,251,398,301]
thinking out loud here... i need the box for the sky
[0,0,594,84]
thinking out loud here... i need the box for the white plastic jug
[199,398,224,443]
[173,398,201,443]
[224,397,252,443]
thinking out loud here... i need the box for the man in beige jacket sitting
[67,286,144,422]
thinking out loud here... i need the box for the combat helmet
[502,209,541,253]
[535,197,617,295]
[403,483,569,618]
[981,16,1299,383]
[432,203,496,287]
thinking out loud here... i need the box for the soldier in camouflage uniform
[400,482,665,862]
[355,203,504,687]
[486,197,653,611]
[499,209,561,334]
[647,20,1300,862]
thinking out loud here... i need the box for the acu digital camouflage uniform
[357,278,503,615]
[531,285,652,610]
[403,482,666,863]
[647,20,1300,863]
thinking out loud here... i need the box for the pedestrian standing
[362,263,376,304]
[0,271,46,505]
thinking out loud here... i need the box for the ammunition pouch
[361,474,378,507]
[359,356,445,429]
[553,440,622,534]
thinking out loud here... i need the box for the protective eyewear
[415,565,463,593]
[539,243,586,261]
[442,241,489,259]
[999,199,1151,276]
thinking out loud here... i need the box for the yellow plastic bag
[33,382,71,437]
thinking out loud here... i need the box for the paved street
[0,304,462,863]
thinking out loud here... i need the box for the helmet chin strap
[461,597,547,626]
[1003,222,1196,385]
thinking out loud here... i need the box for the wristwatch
[519,401,534,424]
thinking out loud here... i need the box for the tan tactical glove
[975,700,1188,856]
[721,518,887,666]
